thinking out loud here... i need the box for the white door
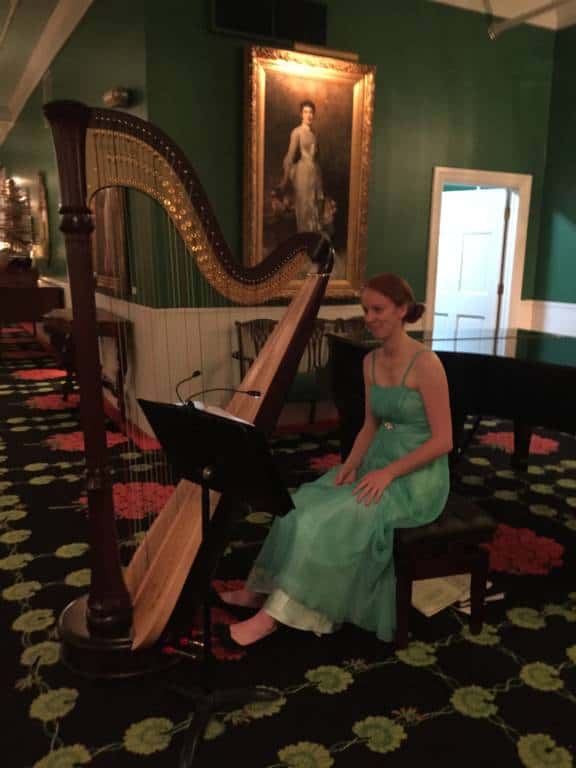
[433,187,509,353]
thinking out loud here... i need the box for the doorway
[425,167,532,352]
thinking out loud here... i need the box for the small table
[42,307,130,423]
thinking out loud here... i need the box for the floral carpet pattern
[1,325,575,767]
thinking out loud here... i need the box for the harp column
[43,101,132,639]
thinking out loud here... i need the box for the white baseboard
[528,300,576,337]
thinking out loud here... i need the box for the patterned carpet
[1,324,575,768]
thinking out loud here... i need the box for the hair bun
[405,302,425,324]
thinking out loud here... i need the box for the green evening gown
[246,350,450,641]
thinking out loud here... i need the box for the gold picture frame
[244,45,375,299]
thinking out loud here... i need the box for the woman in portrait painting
[280,100,327,234]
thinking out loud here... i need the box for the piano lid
[329,326,576,369]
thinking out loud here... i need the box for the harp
[43,100,334,675]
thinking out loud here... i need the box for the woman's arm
[334,351,377,485]
[281,127,300,187]
[353,352,452,504]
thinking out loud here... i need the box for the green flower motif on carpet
[0,528,32,544]
[55,543,89,559]
[2,580,41,601]
[556,478,576,489]
[566,646,576,664]
[0,508,27,523]
[396,641,437,666]
[0,480,13,491]
[565,497,576,508]
[565,520,576,532]
[30,688,79,722]
[21,641,61,667]
[469,457,491,466]
[0,494,22,508]
[11,426,32,432]
[527,466,546,476]
[451,686,498,719]
[520,662,564,692]
[529,484,555,495]
[462,623,500,646]
[12,608,55,633]
[545,464,565,473]
[29,476,57,486]
[494,490,519,501]
[529,505,557,518]
[277,741,333,767]
[33,744,91,767]
[461,475,484,486]
[0,552,33,570]
[545,605,576,622]
[204,719,225,740]
[24,463,49,472]
[517,734,572,768]
[507,607,546,630]
[245,511,273,524]
[7,417,26,423]
[560,459,576,469]
[352,716,407,754]
[64,569,91,587]
[305,665,354,694]
[123,717,174,755]
[496,470,516,479]
[243,694,286,718]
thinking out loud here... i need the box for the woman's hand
[352,467,395,506]
[334,464,357,486]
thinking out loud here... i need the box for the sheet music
[189,400,254,427]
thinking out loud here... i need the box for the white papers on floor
[411,574,473,617]
[411,574,504,617]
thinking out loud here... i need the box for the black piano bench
[394,493,497,649]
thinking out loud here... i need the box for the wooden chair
[233,317,339,423]
[394,493,496,648]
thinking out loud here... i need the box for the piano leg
[512,421,531,470]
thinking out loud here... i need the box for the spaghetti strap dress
[246,349,450,641]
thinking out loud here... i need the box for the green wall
[145,0,554,302]
[0,0,559,305]
[537,26,576,303]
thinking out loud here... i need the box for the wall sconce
[102,87,132,108]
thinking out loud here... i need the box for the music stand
[138,398,292,768]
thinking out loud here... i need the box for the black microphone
[175,370,202,404]
[185,387,261,403]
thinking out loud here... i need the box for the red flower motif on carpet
[309,453,341,471]
[79,481,175,520]
[482,523,564,575]
[12,368,67,381]
[478,431,559,455]
[25,393,80,410]
[47,430,128,452]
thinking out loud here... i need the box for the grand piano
[328,327,576,468]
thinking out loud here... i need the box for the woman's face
[361,288,406,339]
[301,106,315,126]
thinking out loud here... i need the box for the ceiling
[1,0,576,147]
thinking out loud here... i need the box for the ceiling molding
[429,0,576,30]
[0,0,93,145]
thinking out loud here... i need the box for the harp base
[58,595,176,679]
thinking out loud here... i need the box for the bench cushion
[396,494,496,552]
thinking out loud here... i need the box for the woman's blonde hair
[363,273,425,324]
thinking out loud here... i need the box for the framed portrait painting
[244,46,375,299]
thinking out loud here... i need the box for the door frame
[424,166,533,335]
